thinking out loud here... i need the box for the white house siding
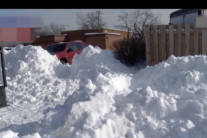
[170,10,199,25]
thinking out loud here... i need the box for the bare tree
[76,10,107,29]
[116,9,160,38]
[76,13,89,30]
[36,23,66,36]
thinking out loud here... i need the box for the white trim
[62,28,133,33]
[102,27,133,32]
[84,32,121,36]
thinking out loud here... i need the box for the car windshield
[82,42,89,48]
[52,43,67,52]
[46,43,67,53]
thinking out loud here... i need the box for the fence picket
[169,25,174,56]
[185,25,190,55]
[145,25,206,65]
[177,25,182,56]
[161,25,167,61]
[145,26,151,65]
[194,28,199,54]
[202,29,207,54]
[153,26,159,64]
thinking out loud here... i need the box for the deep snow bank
[1,45,207,138]
[48,53,207,138]
[0,45,76,132]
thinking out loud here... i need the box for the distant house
[0,16,43,47]
[34,28,133,50]
[169,9,207,28]
[170,9,204,25]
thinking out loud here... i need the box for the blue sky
[0,9,178,30]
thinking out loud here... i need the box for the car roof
[51,42,67,45]
[46,41,87,48]
[70,40,85,43]
[46,42,67,48]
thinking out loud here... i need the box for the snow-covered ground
[1,44,207,138]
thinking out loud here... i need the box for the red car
[54,40,88,64]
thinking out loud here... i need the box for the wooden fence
[145,24,207,65]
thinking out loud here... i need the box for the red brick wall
[62,28,132,50]
[33,35,66,48]
[103,28,133,38]
[85,35,106,49]
[34,35,54,43]
[34,28,133,50]
[62,29,105,42]
[30,28,39,41]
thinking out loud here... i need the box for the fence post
[177,25,182,56]
[194,27,199,54]
[153,25,159,64]
[184,25,190,55]
[145,25,151,65]
[169,25,174,56]
[160,25,166,61]
[202,29,207,54]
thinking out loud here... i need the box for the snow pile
[0,45,75,132]
[1,45,207,138]
[0,130,41,138]
[4,45,71,77]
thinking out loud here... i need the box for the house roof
[170,9,202,18]
[62,28,133,34]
